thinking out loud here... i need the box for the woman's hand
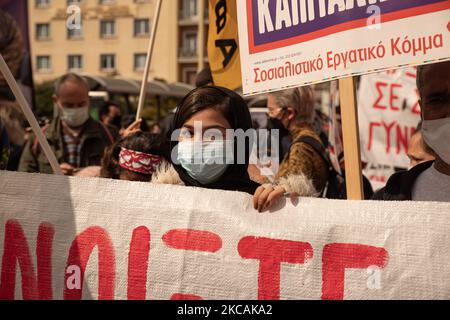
[60,162,74,176]
[248,164,268,184]
[73,166,101,178]
[121,119,142,137]
[253,185,287,212]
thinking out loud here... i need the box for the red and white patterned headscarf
[119,147,162,175]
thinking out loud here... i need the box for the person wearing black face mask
[254,86,328,212]
[266,107,292,160]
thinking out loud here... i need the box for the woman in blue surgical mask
[152,86,260,195]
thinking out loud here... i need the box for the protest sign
[358,67,421,169]
[358,67,421,190]
[363,163,395,191]
[208,0,243,89]
[1,171,450,300]
[236,0,450,96]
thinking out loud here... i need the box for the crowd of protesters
[1,9,449,209]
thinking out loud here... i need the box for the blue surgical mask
[176,140,234,185]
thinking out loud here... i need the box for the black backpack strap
[294,136,347,199]
[293,135,331,168]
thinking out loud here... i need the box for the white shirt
[412,165,450,202]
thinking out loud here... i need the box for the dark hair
[101,131,163,181]
[195,67,214,88]
[99,100,121,120]
[173,86,235,131]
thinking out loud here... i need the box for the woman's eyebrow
[183,124,228,131]
[204,125,228,130]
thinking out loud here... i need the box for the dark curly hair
[101,131,164,182]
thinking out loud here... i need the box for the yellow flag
[207,0,242,90]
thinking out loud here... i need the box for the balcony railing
[179,47,197,58]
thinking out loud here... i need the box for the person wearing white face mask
[373,60,450,202]
[18,73,117,175]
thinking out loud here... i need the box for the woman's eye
[203,135,216,141]
[203,129,226,141]
[180,129,193,139]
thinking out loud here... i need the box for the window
[68,55,83,71]
[100,54,116,71]
[67,0,82,5]
[68,22,83,39]
[183,0,197,19]
[36,56,51,72]
[35,0,50,8]
[36,23,50,40]
[134,53,147,71]
[134,19,150,37]
[100,20,116,38]
[181,32,197,57]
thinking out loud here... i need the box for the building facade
[177,0,209,84]
[28,0,198,84]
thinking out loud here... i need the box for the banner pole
[136,0,163,121]
[197,0,206,72]
[0,54,63,175]
[339,76,364,200]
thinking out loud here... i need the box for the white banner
[358,67,421,169]
[1,171,450,300]
[362,164,396,192]
[237,0,450,95]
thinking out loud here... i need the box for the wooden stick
[197,0,206,72]
[136,0,163,120]
[339,76,364,200]
[0,54,63,175]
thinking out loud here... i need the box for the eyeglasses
[267,107,286,117]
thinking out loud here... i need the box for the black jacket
[0,118,9,170]
[372,161,434,201]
